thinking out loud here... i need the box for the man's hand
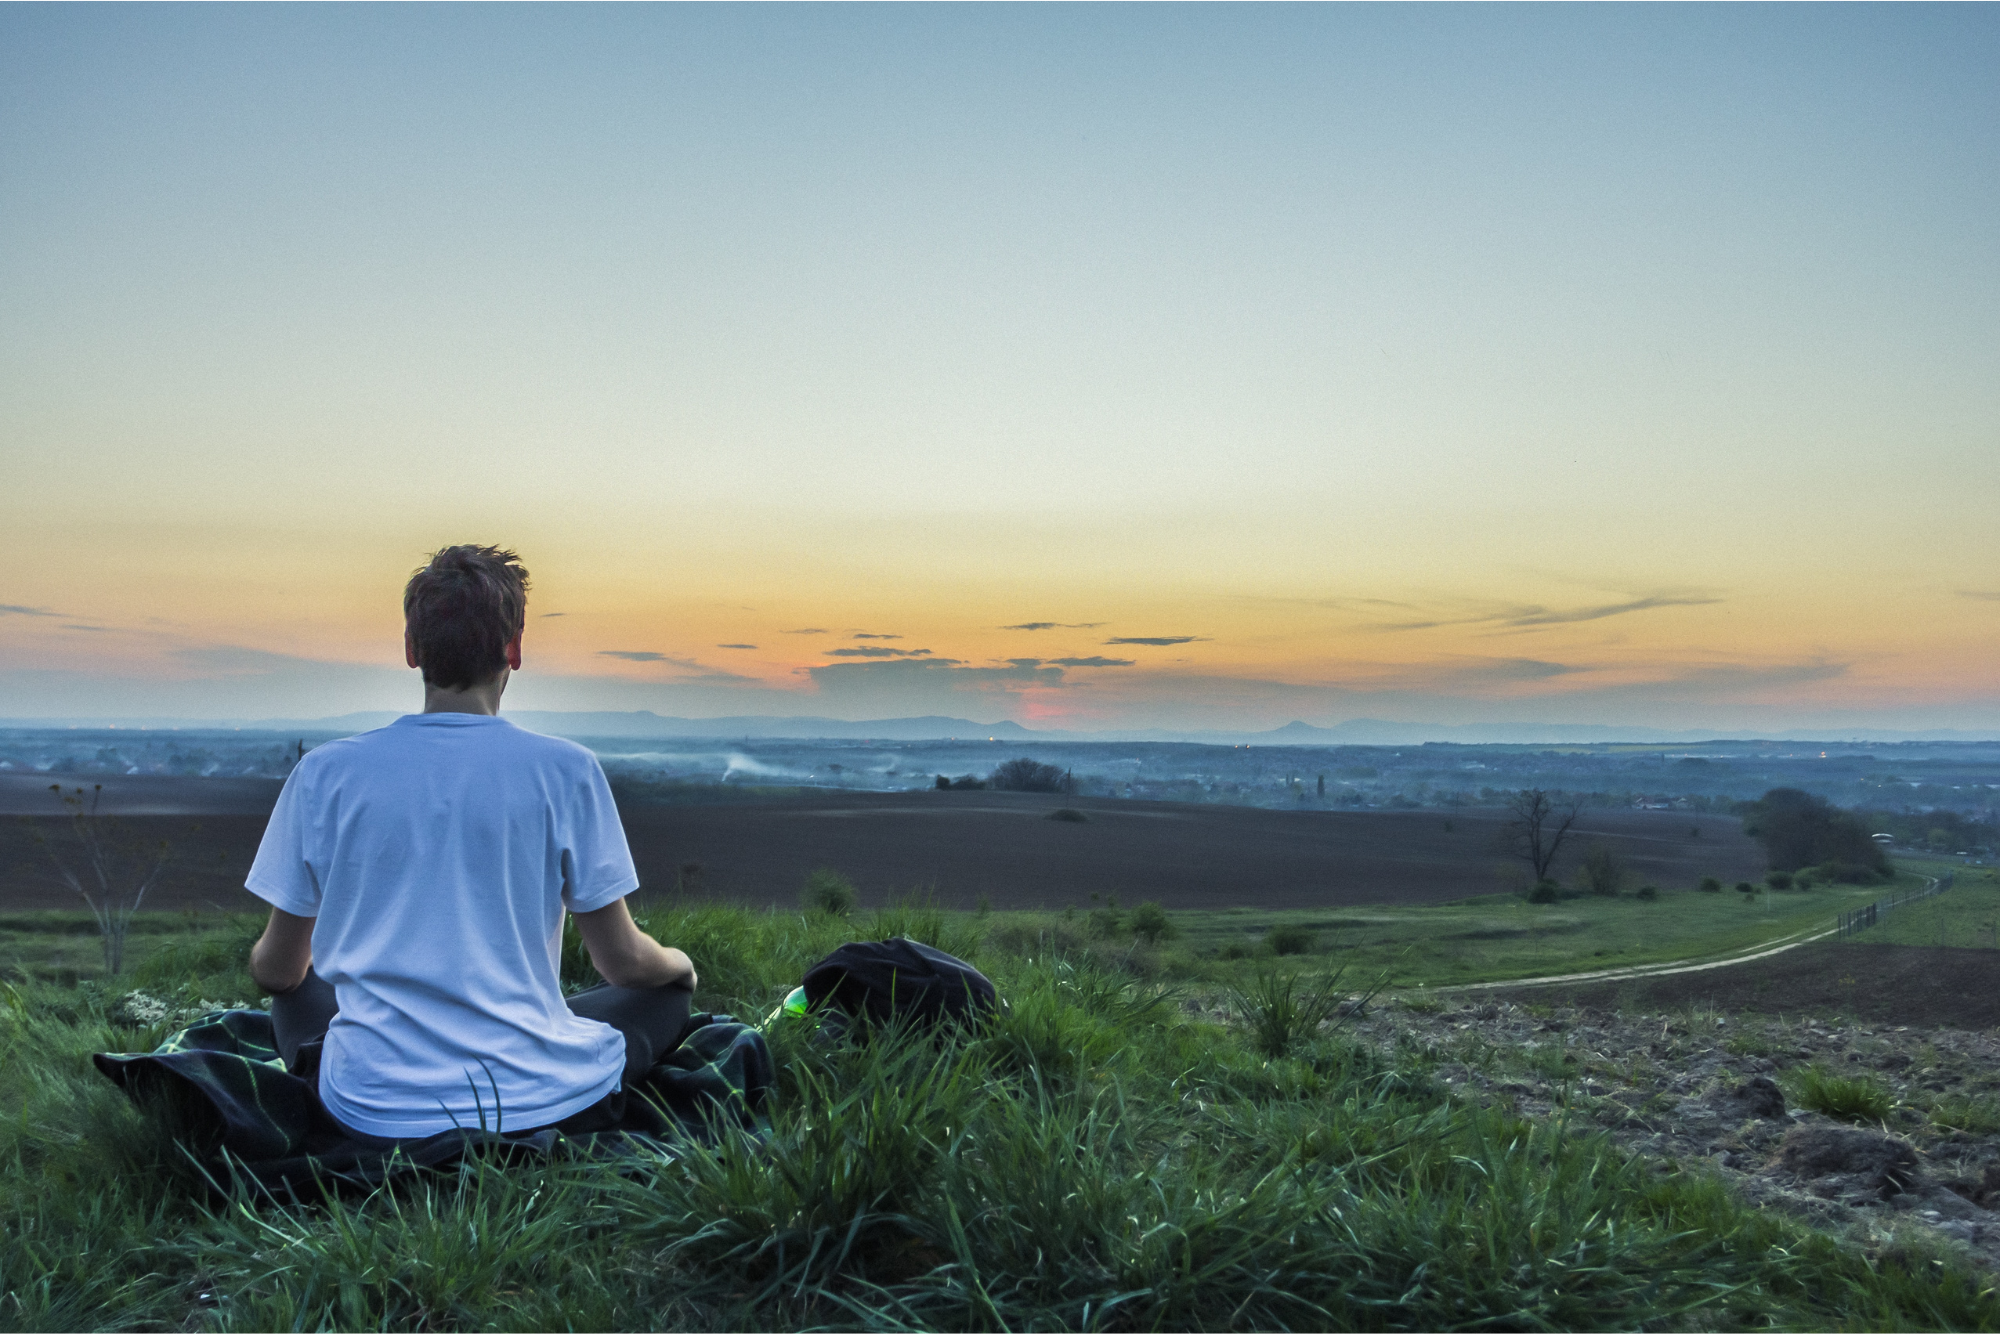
[250,907,316,994]
[573,898,697,991]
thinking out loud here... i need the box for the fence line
[1837,872,1952,940]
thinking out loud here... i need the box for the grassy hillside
[1837,862,2000,951]
[3,899,1996,1330]
[1157,876,1900,989]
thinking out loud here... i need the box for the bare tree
[1504,788,1584,885]
[35,784,173,974]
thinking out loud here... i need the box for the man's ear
[504,635,522,671]
[405,629,419,669]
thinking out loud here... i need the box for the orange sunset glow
[4,7,1996,737]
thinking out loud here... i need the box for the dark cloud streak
[1374,594,1721,633]
[1002,621,1104,631]
[1501,595,1722,628]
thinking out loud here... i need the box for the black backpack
[801,938,997,1031]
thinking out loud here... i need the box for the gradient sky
[3,5,1997,733]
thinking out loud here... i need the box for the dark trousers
[270,968,695,1083]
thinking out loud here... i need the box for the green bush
[989,758,1069,793]
[1128,901,1176,944]
[1766,871,1794,891]
[1735,881,1756,897]
[1528,880,1561,904]
[1636,885,1658,902]
[1818,860,1889,885]
[1265,923,1316,955]
[1927,1094,2000,1135]
[801,868,858,918]
[1698,877,1722,893]
[1787,1063,1895,1123]
[1577,843,1625,897]
[1228,966,1351,1058]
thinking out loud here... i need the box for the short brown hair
[403,545,530,690]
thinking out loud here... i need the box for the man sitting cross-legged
[246,544,697,1143]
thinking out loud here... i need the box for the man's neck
[421,669,509,716]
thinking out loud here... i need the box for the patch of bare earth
[1323,992,2000,1272]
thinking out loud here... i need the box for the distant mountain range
[6,710,1999,746]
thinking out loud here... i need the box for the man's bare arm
[573,898,697,991]
[250,907,316,993]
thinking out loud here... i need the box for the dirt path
[1440,877,1939,993]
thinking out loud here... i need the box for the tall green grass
[3,904,1996,1331]
[1786,1062,1897,1124]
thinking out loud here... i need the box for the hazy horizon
[5,7,1996,736]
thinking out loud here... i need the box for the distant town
[4,724,1994,858]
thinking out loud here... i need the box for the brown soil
[618,791,1762,911]
[0,773,284,817]
[1497,942,2000,1029]
[0,815,271,913]
[0,777,1766,914]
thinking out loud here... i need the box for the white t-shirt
[245,713,639,1138]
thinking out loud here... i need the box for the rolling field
[1835,861,2000,950]
[620,790,1764,911]
[1,773,1768,915]
[1492,859,2000,1024]
[1496,940,2000,1027]
[1152,877,1896,989]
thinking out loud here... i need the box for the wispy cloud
[63,624,111,632]
[1049,656,1134,668]
[1105,635,1207,647]
[825,646,936,658]
[1375,594,1721,633]
[852,632,902,640]
[1502,596,1722,628]
[1957,590,2000,602]
[1002,621,1105,631]
[599,650,756,681]
[785,628,828,635]
[1,604,59,617]
[540,612,566,618]
[716,643,758,650]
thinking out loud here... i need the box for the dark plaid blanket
[95,1008,774,1197]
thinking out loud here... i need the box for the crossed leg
[269,969,693,1080]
